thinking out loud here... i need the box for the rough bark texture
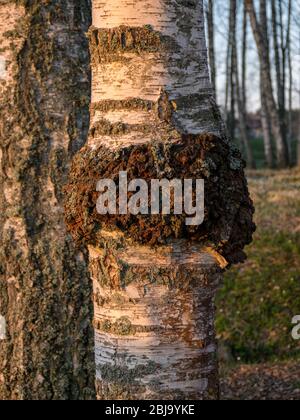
[206,0,216,98]
[0,0,95,400]
[65,0,255,400]
[260,80,274,169]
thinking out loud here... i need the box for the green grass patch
[216,230,300,363]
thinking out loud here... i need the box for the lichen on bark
[67,0,255,401]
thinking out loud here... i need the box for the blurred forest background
[207,0,300,399]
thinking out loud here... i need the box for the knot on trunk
[64,134,255,264]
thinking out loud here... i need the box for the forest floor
[216,168,300,400]
[220,360,300,400]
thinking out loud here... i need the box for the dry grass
[217,169,300,362]
[221,360,300,400]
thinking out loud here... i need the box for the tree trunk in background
[225,29,231,121]
[298,119,300,167]
[260,81,274,168]
[232,0,255,169]
[258,0,274,169]
[0,1,95,400]
[298,21,300,167]
[227,0,236,141]
[278,0,287,145]
[242,4,248,111]
[271,0,281,106]
[206,0,217,99]
[246,0,289,168]
[64,0,255,400]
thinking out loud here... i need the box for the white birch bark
[89,0,224,400]
[89,0,223,150]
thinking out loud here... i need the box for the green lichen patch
[90,119,155,138]
[64,134,255,264]
[95,316,162,336]
[99,361,159,386]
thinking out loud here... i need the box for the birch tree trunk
[271,0,285,140]
[278,0,287,142]
[298,121,300,167]
[246,0,289,168]
[65,0,255,400]
[232,0,255,169]
[0,0,95,400]
[206,0,217,99]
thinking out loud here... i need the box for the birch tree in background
[232,0,256,169]
[226,0,237,141]
[272,0,286,143]
[206,0,217,98]
[246,0,289,168]
[287,0,293,158]
[298,24,300,167]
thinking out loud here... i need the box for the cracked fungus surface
[64,134,255,265]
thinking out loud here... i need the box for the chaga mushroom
[64,134,255,265]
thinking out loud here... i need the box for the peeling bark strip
[65,0,255,400]
[0,0,95,400]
